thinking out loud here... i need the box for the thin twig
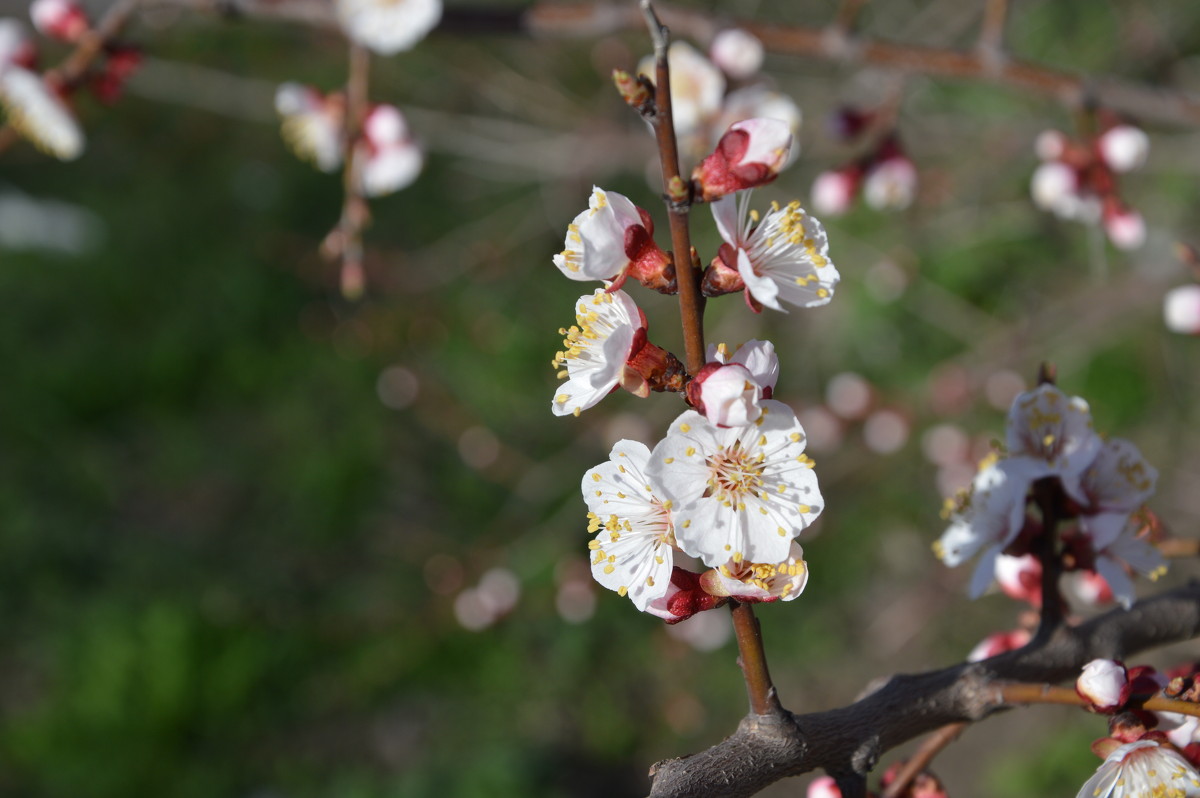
[324,43,371,299]
[997,682,1200,718]
[977,0,1009,62]
[730,601,783,717]
[879,722,966,798]
[833,0,870,35]
[640,0,704,375]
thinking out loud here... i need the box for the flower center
[705,442,766,503]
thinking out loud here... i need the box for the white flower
[934,458,1028,598]
[0,67,83,160]
[1160,713,1200,750]
[1005,384,1102,502]
[709,28,764,80]
[336,0,441,55]
[1076,739,1200,798]
[638,41,725,137]
[1165,285,1200,335]
[583,440,676,612]
[1093,521,1167,609]
[862,156,917,211]
[275,83,343,173]
[648,400,823,567]
[553,187,667,285]
[1098,124,1149,173]
[357,105,423,197]
[551,289,644,417]
[1077,438,1157,549]
[700,541,808,601]
[712,191,839,312]
[1076,659,1128,711]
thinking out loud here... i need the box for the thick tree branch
[646,581,1200,798]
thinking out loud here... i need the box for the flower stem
[997,683,1200,718]
[730,600,782,716]
[641,0,705,375]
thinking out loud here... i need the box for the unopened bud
[612,69,653,112]
[30,0,89,42]
[692,118,791,202]
[1078,659,1130,712]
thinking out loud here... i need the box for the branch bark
[646,581,1200,798]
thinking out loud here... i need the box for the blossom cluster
[0,1,121,161]
[1073,659,1200,798]
[273,0,438,198]
[550,65,840,620]
[1030,119,1149,250]
[810,107,919,216]
[934,383,1165,609]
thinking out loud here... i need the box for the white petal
[0,67,83,160]
[337,0,441,55]
[582,439,675,611]
[360,142,423,197]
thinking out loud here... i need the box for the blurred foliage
[1,0,1200,797]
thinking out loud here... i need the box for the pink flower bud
[687,362,761,427]
[709,28,764,80]
[1098,124,1149,173]
[358,105,423,197]
[1103,204,1146,251]
[807,776,842,798]
[811,168,859,216]
[30,0,89,42]
[1077,658,1130,712]
[966,628,1031,662]
[645,567,726,624]
[692,118,792,201]
[1035,129,1068,161]
[863,156,917,211]
[994,553,1042,607]
[1164,285,1200,335]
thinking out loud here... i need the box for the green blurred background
[2,0,1200,796]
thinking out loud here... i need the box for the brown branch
[879,721,966,798]
[0,0,142,157]
[646,581,1200,798]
